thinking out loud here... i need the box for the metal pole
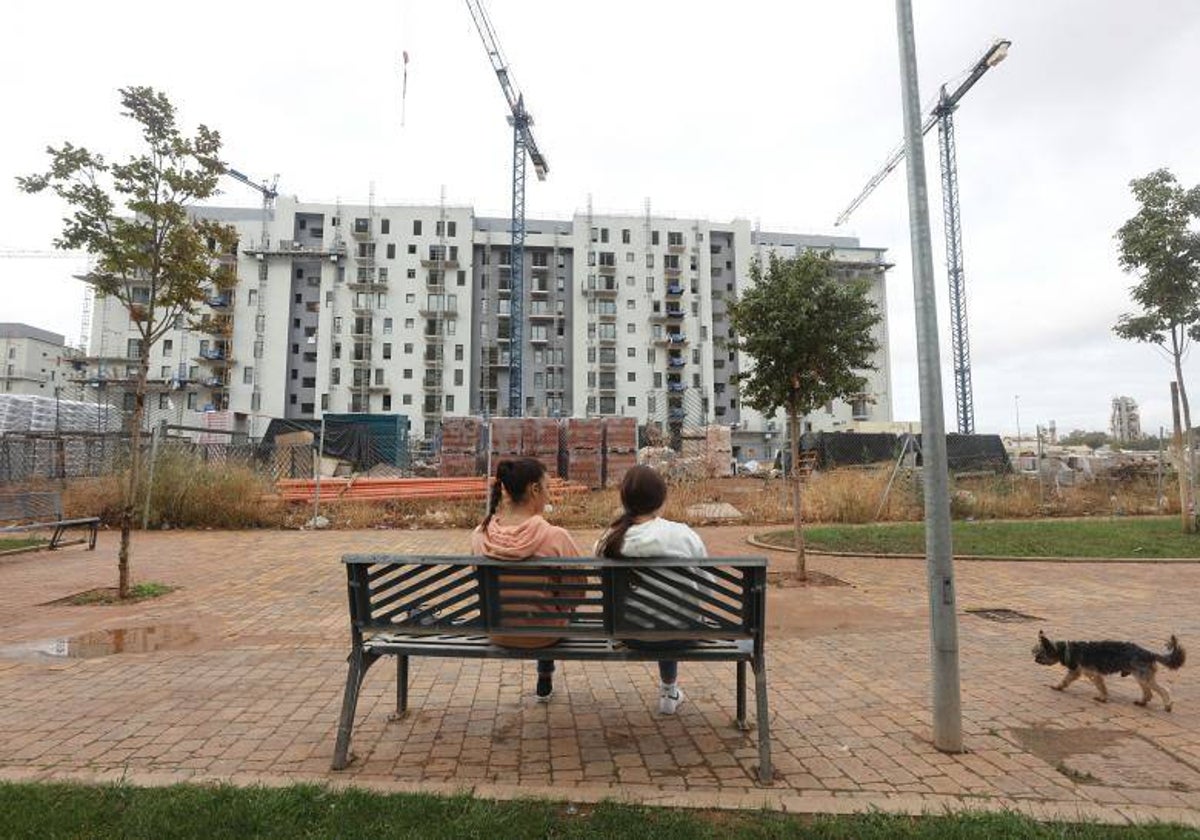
[894,0,963,753]
[313,416,326,526]
[1158,425,1165,511]
[1014,395,1021,470]
[142,420,163,530]
[1037,424,1045,504]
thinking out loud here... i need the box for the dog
[1033,631,1185,711]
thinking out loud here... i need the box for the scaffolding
[421,188,450,434]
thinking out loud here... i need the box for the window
[386,243,396,259]
[354,217,370,235]
[331,368,340,385]
[621,229,631,244]
[404,343,413,354]
[626,252,635,262]
[407,268,416,279]
[646,276,655,292]
[628,396,637,407]
[187,393,197,410]
[160,365,171,378]
[651,230,660,246]
[626,323,636,334]
[322,394,329,411]
[403,369,413,379]
[243,367,254,384]
[383,343,392,360]
[627,347,636,357]
[445,395,455,411]
[254,340,264,359]
[454,369,463,386]
[334,317,343,334]
[645,253,654,268]
[402,394,412,405]
[383,318,393,334]
[668,231,683,247]
[448,221,457,237]
[626,275,635,287]
[627,371,636,382]
[382,394,392,411]
[381,218,390,235]
[404,318,414,329]
[455,344,464,361]
[412,220,422,235]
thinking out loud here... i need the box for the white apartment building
[83,199,891,454]
[0,323,77,396]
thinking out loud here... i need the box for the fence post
[312,416,327,526]
[142,421,164,530]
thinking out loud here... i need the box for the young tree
[729,251,882,579]
[18,86,237,596]
[1114,169,1200,533]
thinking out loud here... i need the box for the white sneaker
[658,683,686,715]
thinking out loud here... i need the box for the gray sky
[4,0,1199,435]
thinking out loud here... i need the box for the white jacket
[603,518,715,630]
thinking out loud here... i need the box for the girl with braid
[596,466,711,715]
[472,457,582,702]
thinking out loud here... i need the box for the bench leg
[389,655,409,721]
[735,661,749,731]
[753,656,773,785]
[332,647,378,770]
[50,526,65,550]
[88,523,98,550]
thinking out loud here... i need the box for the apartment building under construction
[80,197,892,456]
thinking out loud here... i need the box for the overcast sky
[4,1,1199,435]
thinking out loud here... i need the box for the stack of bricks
[564,418,603,489]
[603,417,638,488]
[439,416,482,477]
[488,419,525,473]
[523,418,561,478]
[705,424,734,478]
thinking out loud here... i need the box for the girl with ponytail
[596,465,711,715]
[472,457,582,703]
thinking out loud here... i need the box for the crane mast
[465,0,548,417]
[835,39,1009,435]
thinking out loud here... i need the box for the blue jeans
[625,640,691,683]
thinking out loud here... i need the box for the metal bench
[0,490,100,554]
[333,553,772,783]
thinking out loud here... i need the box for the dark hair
[482,457,547,528]
[597,465,667,559]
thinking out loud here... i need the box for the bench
[333,554,772,783]
[0,491,99,555]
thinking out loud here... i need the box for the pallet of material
[489,418,525,455]
[276,476,588,502]
[523,418,561,455]
[604,450,637,488]
[564,418,604,452]
[566,451,603,489]
[439,453,480,477]
[602,417,637,453]
[441,417,483,452]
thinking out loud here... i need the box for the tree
[1114,169,1200,533]
[1058,429,1110,451]
[18,86,237,597]
[729,251,882,579]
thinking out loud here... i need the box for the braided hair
[482,457,547,528]
[597,465,667,558]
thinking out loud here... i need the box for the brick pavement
[0,526,1197,827]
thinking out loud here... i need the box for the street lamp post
[1015,394,1022,468]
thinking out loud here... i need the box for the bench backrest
[342,554,768,646]
[0,491,63,524]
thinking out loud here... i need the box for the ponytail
[480,457,545,529]
[598,512,636,559]
[598,465,668,559]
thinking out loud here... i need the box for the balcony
[597,358,618,369]
[350,326,373,338]
[665,308,685,320]
[664,265,682,277]
[418,305,459,319]
[668,242,686,254]
[596,333,618,345]
[196,315,232,336]
[368,380,390,393]
[421,257,460,269]
[597,263,616,275]
[351,222,373,239]
[529,334,549,344]
[195,348,232,366]
[529,286,551,297]
[668,382,687,393]
[206,293,231,309]
[422,379,443,392]
[347,278,387,292]
[665,284,684,297]
[652,333,688,346]
[585,282,619,297]
[528,310,555,320]
[201,376,228,389]
[667,356,686,368]
[350,356,372,366]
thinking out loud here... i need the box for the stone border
[746,534,1200,564]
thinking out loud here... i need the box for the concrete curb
[745,534,1200,564]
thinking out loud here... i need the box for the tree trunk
[118,346,150,598]
[788,409,806,580]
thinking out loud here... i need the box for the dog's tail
[1156,635,1186,670]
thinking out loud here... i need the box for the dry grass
[54,464,1178,532]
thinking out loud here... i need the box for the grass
[759,517,1200,558]
[60,582,178,605]
[0,536,47,553]
[0,782,1195,839]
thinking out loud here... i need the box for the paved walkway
[0,527,1197,827]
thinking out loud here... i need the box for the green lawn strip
[0,536,47,553]
[760,518,1200,558]
[0,782,1195,839]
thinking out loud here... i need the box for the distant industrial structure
[1110,396,1142,443]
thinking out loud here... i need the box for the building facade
[83,199,892,456]
[0,323,77,396]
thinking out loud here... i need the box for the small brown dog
[1033,631,1185,711]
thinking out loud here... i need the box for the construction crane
[465,0,549,418]
[836,38,1010,435]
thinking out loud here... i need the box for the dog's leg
[1053,669,1081,692]
[1147,672,1173,712]
[1133,674,1152,707]
[1087,673,1108,703]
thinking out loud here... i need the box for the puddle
[0,624,198,660]
[965,607,1044,623]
